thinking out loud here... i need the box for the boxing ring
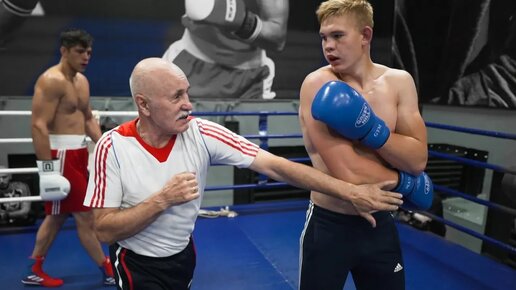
[0,110,515,289]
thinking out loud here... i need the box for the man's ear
[60,46,67,56]
[361,26,373,46]
[135,94,150,116]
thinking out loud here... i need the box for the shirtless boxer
[23,28,114,287]
[298,1,431,289]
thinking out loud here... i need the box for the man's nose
[182,97,193,111]
[324,40,335,52]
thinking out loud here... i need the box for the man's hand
[154,172,200,209]
[349,180,403,227]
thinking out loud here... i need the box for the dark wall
[0,0,394,98]
[39,0,184,20]
[394,0,516,109]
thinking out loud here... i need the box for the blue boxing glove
[311,80,390,149]
[394,171,434,210]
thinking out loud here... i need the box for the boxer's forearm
[85,117,102,143]
[377,132,427,175]
[31,123,52,160]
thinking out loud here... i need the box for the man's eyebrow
[320,29,344,35]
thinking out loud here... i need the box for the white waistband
[49,135,87,150]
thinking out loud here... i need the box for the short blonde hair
[316,0,374,29]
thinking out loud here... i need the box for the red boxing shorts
[45,135,90,215]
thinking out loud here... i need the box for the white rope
[0,167,38,174]
[0,138,33,144]
[0,110,32,116]
[0,110,136,202]
[0,110,137,117]
[0,137,95,144]
[96,111,137,117]
[0,196,42,202]
[0,110,136,144]
[0,110,137,144]
[198,206,238,218]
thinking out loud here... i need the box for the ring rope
[0,138,33,144]
[2,110,516,140]
[0,196,44,202]
[0,167,37,174]
[0,134,303,144]
[434,184,516,216]
[0,181,291,203]
[422,210,516,254]
[426,121,516,140]
[2,109,515,255]
[429,151,516,175]
[2,180,513,255]
[269,153,516,175]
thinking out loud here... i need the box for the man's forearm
[31,126,52,160]
[94,195,171,244]
[85,119,102,143]
[378,133,427,175]
[271,158,356,201]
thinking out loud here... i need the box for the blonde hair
[316,0,374,29]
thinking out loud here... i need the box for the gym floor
[0,200,514,290]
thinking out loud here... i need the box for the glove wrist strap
[36,159,61,173]
[235,10,262,42]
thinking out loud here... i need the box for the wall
[423,104,516,195]
[422,104,516,252]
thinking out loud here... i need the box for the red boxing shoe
[21,256,64,287]
[101,256,115,286]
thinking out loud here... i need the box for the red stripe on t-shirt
[98,139,112,208]
[91,137,104,207]
[201,131,258,157]
[199,120,258,149]
[197,121,258,157]
[92,134,112,207]
[203,125,258,153]
[92,136,104,207]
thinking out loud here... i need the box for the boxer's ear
[361,26,373,46]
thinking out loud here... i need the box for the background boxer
[25,28,114,287]
[163,0,289,99]
[298,0,429,289]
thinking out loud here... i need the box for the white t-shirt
[84,117,258,257]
